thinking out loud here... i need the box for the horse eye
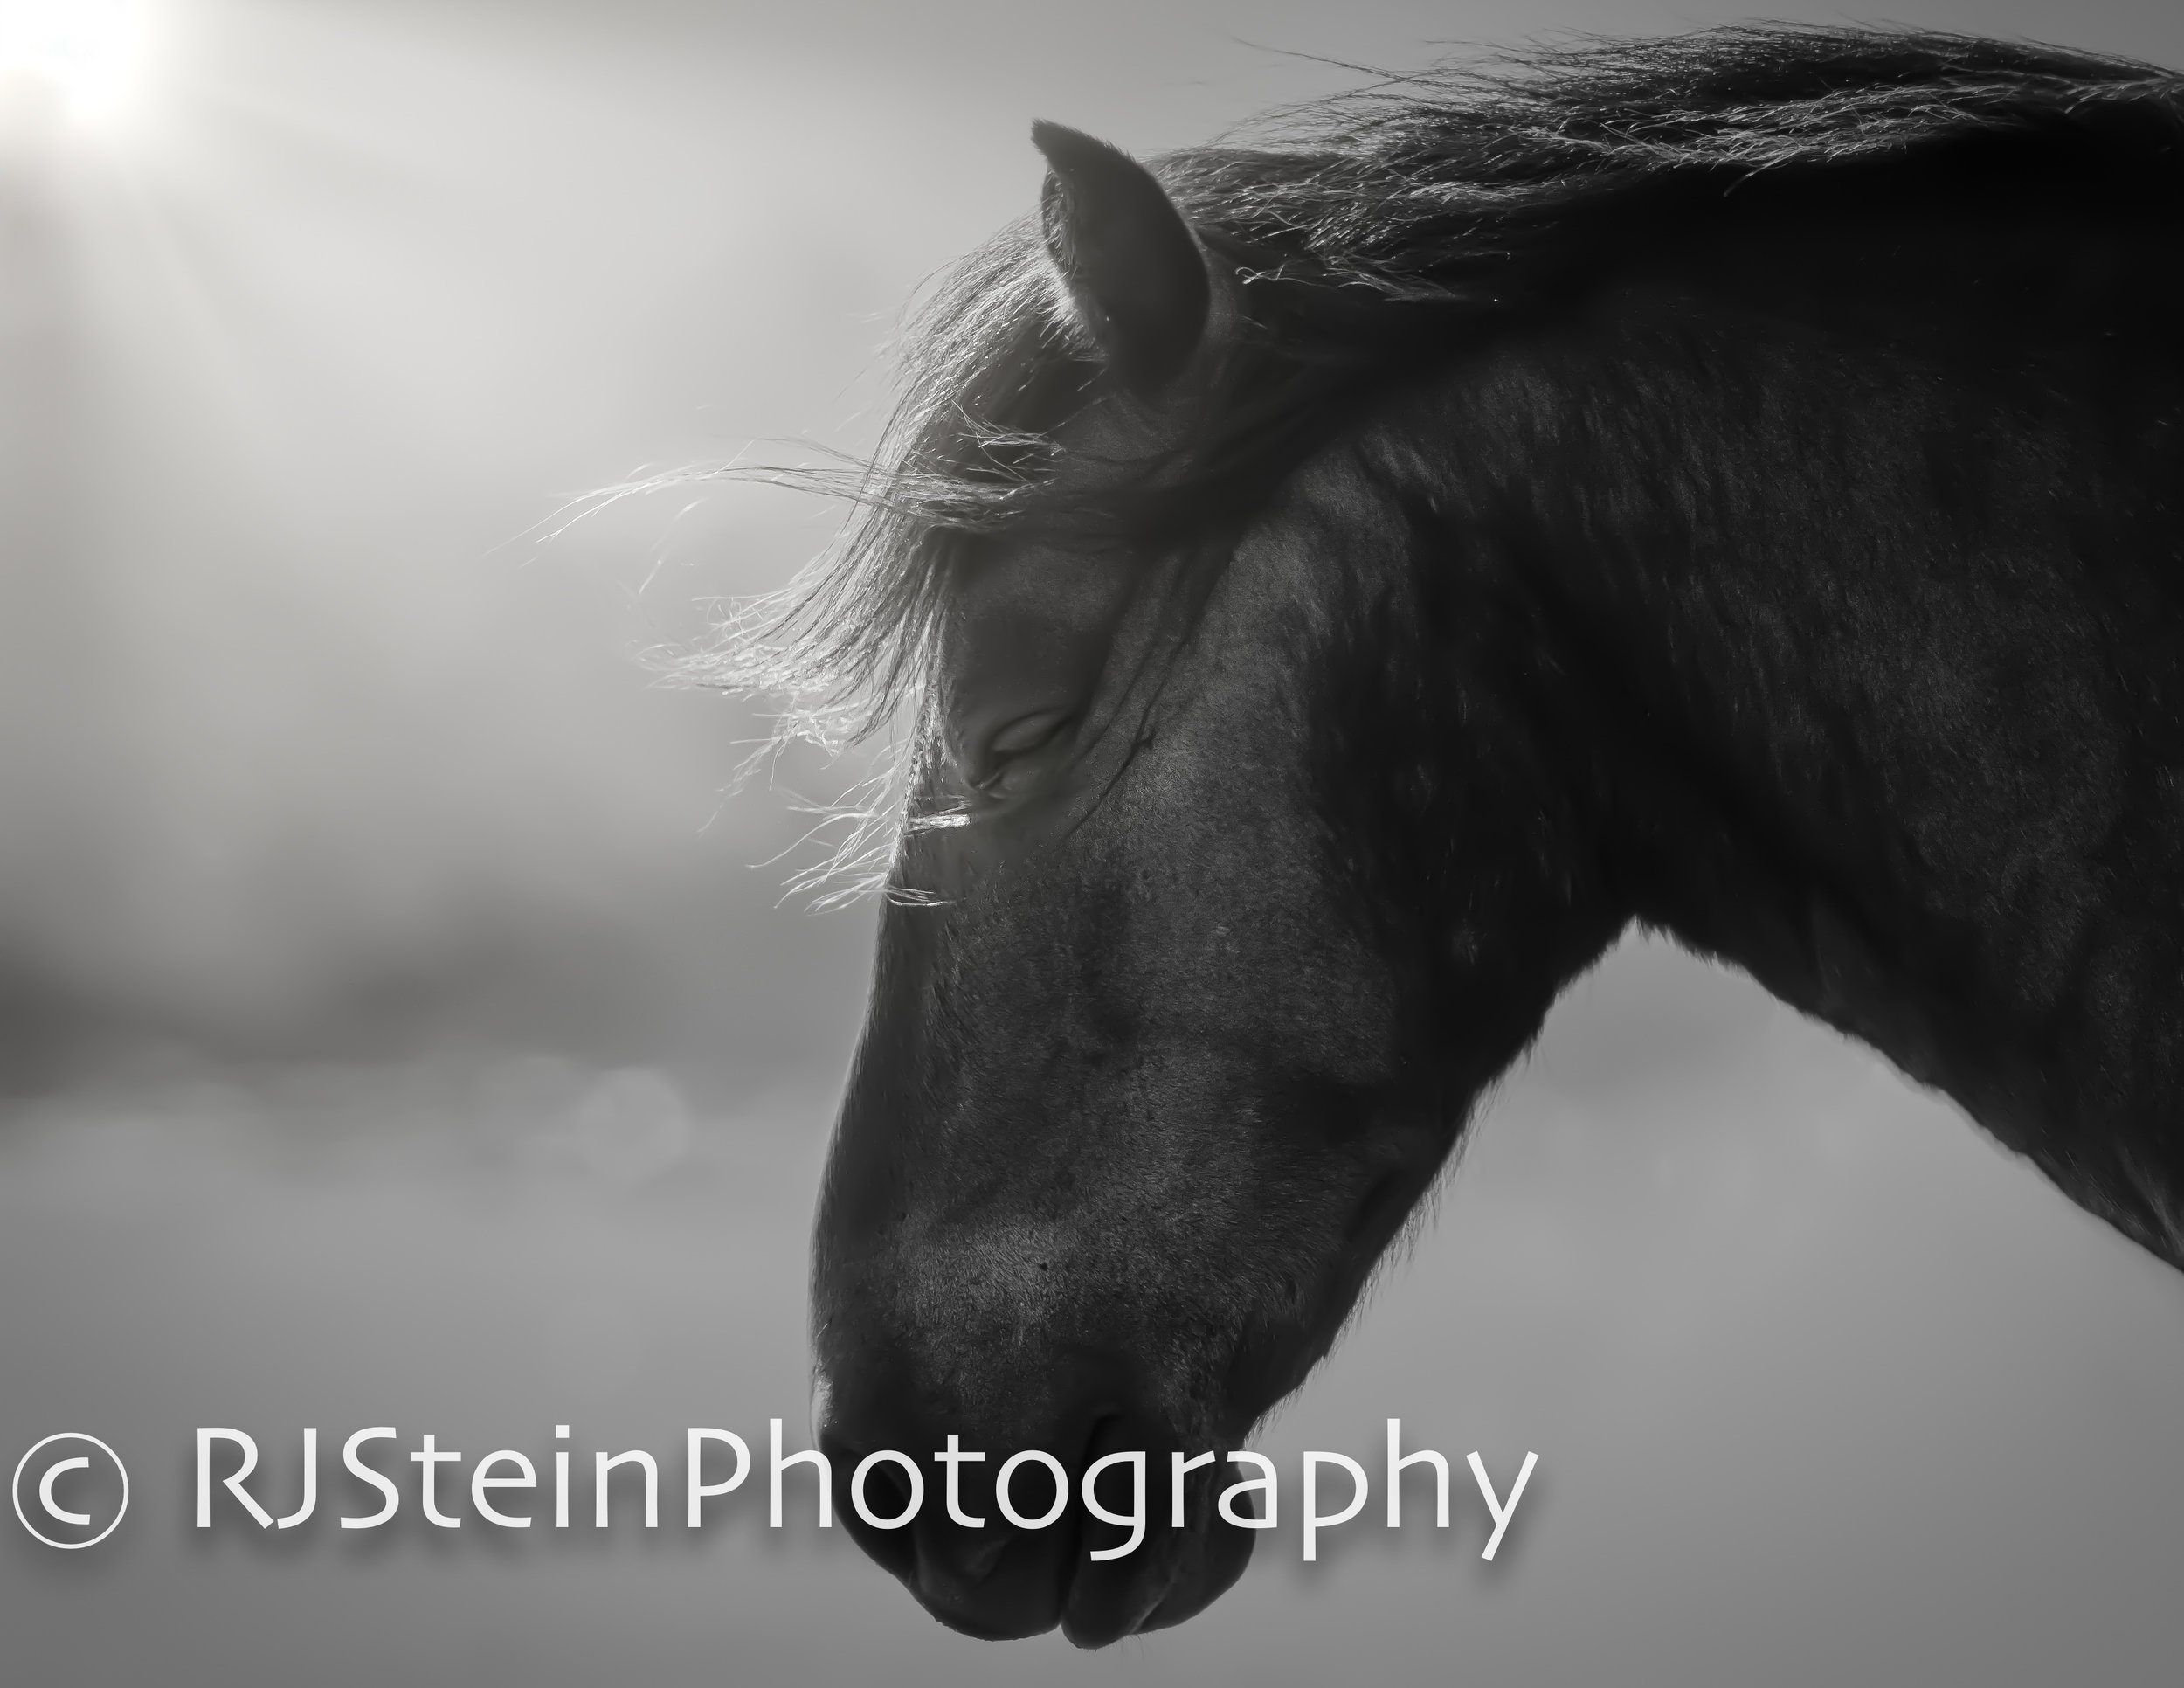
[965,709,1072,797]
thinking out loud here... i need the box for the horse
[714,25,2184,1647]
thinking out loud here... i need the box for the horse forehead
[947,539,1134,640]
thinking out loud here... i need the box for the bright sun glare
[0,0,147,125]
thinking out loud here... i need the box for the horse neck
[1366,235,2184,1265]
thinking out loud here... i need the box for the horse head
[809,122,1621,1645]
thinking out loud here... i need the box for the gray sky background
[0,2,2179,1683]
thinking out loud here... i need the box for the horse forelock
[682,23,2184,902]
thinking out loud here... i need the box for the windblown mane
[686,24,2183,895]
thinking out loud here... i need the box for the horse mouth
[896,1511,1087,1643]
[898,1509,1254,1649]
[1120,1522,1260,1639]
[829,1415,1261,1648]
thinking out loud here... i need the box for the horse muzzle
[813,1361,1256,1646]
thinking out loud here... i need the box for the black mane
[702,24,2184,764]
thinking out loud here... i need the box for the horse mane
[688,23,2184,894]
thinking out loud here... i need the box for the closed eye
[964,708,1074,799]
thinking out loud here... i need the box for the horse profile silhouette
[714,25,2184,1644]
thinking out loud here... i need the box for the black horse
[716,26,2184,1647]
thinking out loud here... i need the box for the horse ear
[1031,121,1211,396]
